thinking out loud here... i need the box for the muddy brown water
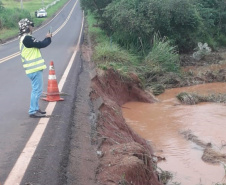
[122,82,226,185]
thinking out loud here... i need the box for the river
[122,82,226,185]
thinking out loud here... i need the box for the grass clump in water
[157,168,173,184]
[177,92,226,105]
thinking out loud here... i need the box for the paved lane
[0,0,83,184]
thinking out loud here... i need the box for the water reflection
[122,82,226,185]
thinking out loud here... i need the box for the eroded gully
[122,82,226,185]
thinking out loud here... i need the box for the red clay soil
[91,69,162,185]
[91,69,158,106]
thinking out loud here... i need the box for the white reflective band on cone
[49,66,54,70]
[48,75,56,80]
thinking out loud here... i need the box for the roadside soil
[90,69,162,185]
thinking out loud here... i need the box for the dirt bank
[80,23,163,184]
[90,69,162,185]
[80,19,226,185]
[145,49,226,95]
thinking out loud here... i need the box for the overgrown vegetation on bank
[81,0,226,53]
[83,0,226,95]
[87,12,182,94]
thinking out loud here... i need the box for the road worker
[18,18,52,118]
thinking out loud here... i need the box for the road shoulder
[66,46,98,184]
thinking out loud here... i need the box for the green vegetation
[87,12,139,78]
[86,11,181,93]
[81,0,226,53]
[0,0,69,40]
[82,0,226,95]
[145,34,180,73]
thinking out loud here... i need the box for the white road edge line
[3,10,84,185]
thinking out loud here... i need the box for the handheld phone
[49,26,52,34]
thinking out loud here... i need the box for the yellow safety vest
[19,35,47,74]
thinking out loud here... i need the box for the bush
[102,0,202,53]
[216,34,226,46]
[194,0,226,48]
[102,0,153,53]
[150,0,201,52]
[145,34,180,73]
[82,0,226,53]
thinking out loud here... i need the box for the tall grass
[145,33,180,73]
[86,12,108,44]
[87,11,139,75]
[93,42,135,63]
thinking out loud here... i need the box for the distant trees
[81,0,226,53]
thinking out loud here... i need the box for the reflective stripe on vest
[19,35,47,74]
[23,59,45,70]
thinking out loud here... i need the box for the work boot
[29,112,46,118]
[37,109,46,114]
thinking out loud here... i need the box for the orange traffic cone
[42,61,64,102]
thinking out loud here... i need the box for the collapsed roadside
[67,7,226,185]
[66,19,168,185]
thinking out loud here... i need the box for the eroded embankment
[90,69,163,185]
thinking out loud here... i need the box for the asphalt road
[0,0,83,184]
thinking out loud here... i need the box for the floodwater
[122,82,226,185]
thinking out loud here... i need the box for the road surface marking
[0,0,76,64]
[3,9,84,185]
[0,52,20,64]
[0,0,73,46]
[53,0,77,36]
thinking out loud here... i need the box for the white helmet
[18,18,34,36]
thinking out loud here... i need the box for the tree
[102,0,201,52]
